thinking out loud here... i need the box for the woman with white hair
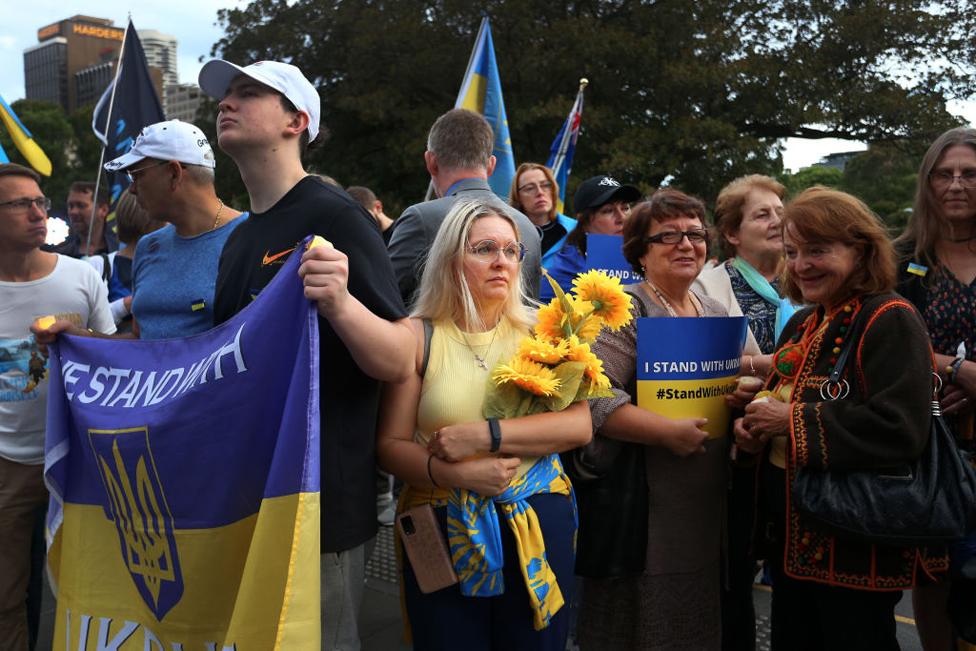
[377,198,591,649]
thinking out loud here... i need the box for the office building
[24,15,124,112]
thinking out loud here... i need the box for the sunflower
[518,336,570,365]
[492,356,562,397]
[572,270,633,331]
[535,298,569,341]
[572,313,603,343]
[565,337,612,394]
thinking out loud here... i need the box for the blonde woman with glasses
[377,197,591,650]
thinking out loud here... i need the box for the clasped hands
[733,399,791,454]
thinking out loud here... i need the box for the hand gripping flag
[44,239,320,650]
[0,94,53,176]
[455,17,516,197]
[546,80,587,214]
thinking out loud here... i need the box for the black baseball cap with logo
[573,175,642,214]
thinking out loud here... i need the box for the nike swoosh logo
[261,246,296,266]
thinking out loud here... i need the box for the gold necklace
[645,280,701,317]
[211,199,224,231]
[460,321,499,370]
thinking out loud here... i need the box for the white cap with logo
[197,60,320,141]
[104,120,216,172]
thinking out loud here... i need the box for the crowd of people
[0,56,973,651]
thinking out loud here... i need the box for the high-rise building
[165,83,203,123]
[24,15,124,112]
[138,30,178,89]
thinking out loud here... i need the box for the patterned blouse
[923,267,976,362]
[725,259,780,354]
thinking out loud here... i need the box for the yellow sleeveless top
[416,318,538,479]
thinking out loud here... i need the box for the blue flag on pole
[546,82,586,214]
[456,17,516,197]
[92,20,166,250]
[44,241,321,649]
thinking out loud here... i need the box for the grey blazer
[387,177,542,307]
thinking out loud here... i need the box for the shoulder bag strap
[420,318,434,378]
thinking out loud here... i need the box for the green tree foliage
[778,165,843,196]
[208,0,974,212]
[839,143,921,231]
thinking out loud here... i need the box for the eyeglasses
[0,197,52,213]
[643,228,709,245]
[126,160,171,183]
[517,181,553,195]
[929,170,976,190]
[467,239,526,263]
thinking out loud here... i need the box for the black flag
[91,20,166,250]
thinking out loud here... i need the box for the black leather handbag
[790,313,976,546]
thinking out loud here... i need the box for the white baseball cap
[198,59,320,141]
[104,120,216,172]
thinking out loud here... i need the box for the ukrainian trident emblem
[90,428,184,620]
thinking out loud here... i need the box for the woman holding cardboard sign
[574,188,747,650]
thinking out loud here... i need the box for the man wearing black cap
[540,174,642,300]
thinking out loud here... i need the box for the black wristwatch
[488,418,502,453]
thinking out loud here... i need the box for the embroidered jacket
[776,293,948,589]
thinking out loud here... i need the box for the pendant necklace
[645,280,702,317]
[461,322,498,371]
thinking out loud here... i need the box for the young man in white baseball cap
[198,59,413,651]
[99,119,246,340]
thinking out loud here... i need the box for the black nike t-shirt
[214,176,407,552]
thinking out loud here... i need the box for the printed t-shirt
[0,255,115,464]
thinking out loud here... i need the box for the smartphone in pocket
[397,503,458,594]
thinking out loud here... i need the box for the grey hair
[412,197,533,332]
[426,109,493,172]
[183,164,216,185]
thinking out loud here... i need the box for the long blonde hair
[412,198,534,332]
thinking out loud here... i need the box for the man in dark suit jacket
[388,109,542,307]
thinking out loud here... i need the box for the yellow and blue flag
[44,241,320,650]
[0,94,53,176]
[455,17,516,197]
[636,317,748,439]
[546,80,587,214]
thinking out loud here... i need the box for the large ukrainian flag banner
[637,317,748,439]
[44,243,320,650]
[456,17,516,197]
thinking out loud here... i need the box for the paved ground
[36,523,924,650]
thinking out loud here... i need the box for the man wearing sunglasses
[0,163,114,649]
[101,119,246,339]
[388,108,542,307]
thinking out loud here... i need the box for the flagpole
[550,78,587,176]
[86,18,131,256]
[424,17,490,201]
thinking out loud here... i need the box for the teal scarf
[731,256,797,341]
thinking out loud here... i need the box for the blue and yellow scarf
[403,453,575,630]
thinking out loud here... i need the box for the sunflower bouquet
[483,270,633,419]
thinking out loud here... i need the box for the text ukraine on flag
[44,240,321,650]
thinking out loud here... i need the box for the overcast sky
[1,1,973,172]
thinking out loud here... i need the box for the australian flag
[92,20,165,250]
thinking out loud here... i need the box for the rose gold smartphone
[397,504,458,594]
